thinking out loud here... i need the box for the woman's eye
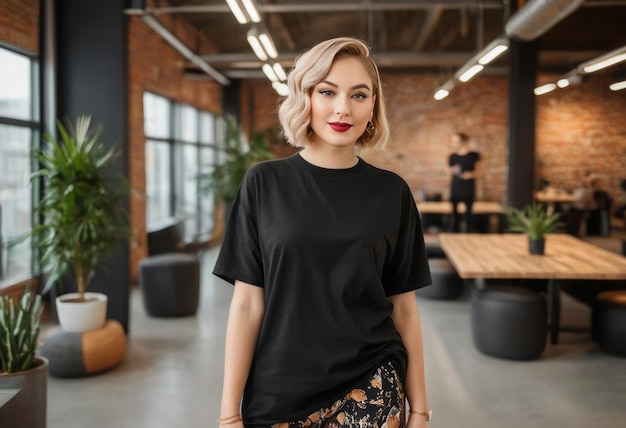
[319,90,334,96]
[352,93,367,99]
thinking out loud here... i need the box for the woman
[213,37,432,428]
[447,132,481,232]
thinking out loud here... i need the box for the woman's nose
[334,96,350,116]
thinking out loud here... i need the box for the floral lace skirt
[271,361,406,428]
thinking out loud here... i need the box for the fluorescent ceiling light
[609,80,626,91]
[259,34,278,59]
[458,65,484,82]
[579,46,626,73]
[433,89,450,100]
[478,43,508,65]
[272,63,287,81]
[225,0,247,24]
[534,83,557,96]
[241,0,261,23]
[262,64,278,82]
[272,82,289,96]
[556,78,570,88]
[247,34,267,61]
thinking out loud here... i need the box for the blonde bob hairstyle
[278,37,390,150]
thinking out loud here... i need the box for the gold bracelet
[217,414,242,425]
[409,409,432,421]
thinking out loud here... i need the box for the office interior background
[2,1,626,302]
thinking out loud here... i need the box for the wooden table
[535,191,580,214]
[439,233,626,344]
[417,201,504,215]
[417,201,505,232]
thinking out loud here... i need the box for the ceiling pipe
[505,0,586,41]
[140,15,230,86]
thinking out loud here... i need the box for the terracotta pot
[0,357,48,428]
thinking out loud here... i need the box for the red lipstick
[328,122,353,132]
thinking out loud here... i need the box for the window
[0,46,39,288]
[144,92,173,228]
[143,93,218,242]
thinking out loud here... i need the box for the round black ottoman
[471,286,547,360]
[139,253,200,317]
[416,258,463,300]
[592,290,626,357]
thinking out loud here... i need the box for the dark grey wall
[53,0,130,332]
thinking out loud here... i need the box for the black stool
[139,253,200,317]
[416,258,463,300]
[592,290,626,357]
[471,286,547,360]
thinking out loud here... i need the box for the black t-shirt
[213,153,431,426]
[449,151,480,199]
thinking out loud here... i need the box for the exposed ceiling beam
[413,6,444,51]
[197,50,606,70]
[139,15,230,85]
[144,1,504,15]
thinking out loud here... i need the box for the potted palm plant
[0,286,47,428]
[30,115,129,332]
[200,114,273,206]
[507,204,563,255]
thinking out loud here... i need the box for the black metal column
[507,38,538,209]
[53,0,130,332]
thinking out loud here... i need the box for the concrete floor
[46,247,626,428]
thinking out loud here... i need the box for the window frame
[143,92,219,242]
[0,43,40,288]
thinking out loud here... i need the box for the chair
[416,258,464,300]
[586,191,612,236]
[420,193,445,232]
[471,286,547,360]
[592,290,626,357]
[40,320,126,377]
[139,220,201,317]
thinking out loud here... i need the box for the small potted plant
[29,115,129,332]
[507,204,563,255]
[0,286,47,427]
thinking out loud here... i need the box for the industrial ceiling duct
[505,0,586,41]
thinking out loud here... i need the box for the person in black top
[213,38,432,428]
[447,132,481,232]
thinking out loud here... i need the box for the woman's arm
[220,280,265,426]
[389,291,429,428]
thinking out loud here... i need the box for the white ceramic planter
[56,292,108,333]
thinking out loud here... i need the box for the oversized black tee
[448,151,481,199]
[213,153,431,426]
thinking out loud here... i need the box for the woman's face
[309,56,376,149]
[451,134,462,150]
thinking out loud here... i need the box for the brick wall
[128,11,223,280]
[1,0,625,283]
[0,0,38,52]
[243,72,626,209]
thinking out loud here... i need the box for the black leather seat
[471,286,547,360]
[139,221,201,317]
[592,290,626,357]
[416,258,463,300]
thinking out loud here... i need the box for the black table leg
[548,278,561,344]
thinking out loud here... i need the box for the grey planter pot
[0,357,48,428]
[529,237,546,255]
